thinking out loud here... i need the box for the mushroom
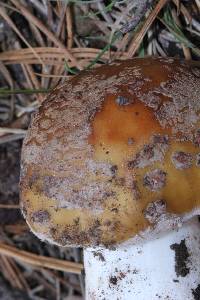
[20,57,200,300]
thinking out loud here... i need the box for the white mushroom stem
[84,217,200,300]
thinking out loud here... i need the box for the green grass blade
[0,88,51,96]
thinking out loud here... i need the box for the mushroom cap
[20,57,200,247]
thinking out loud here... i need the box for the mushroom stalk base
[84,218,200,300]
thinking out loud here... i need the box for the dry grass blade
[195,0,200,11]
[66,4,73,48]
[9,0,82,70]
[171,8,191,60]
[172,0,192,23]
[1,255,24,289]
[35,72,71,79]
[25,65,41,92]
[20,64,43,103]
[127,0,169,57]
[0,243,83,274]
[3,223,28,235]
[0,62,14,88]
[8,257,30,291]
[0,47,129,66]
[55,3,67,40]
[0,134,25,144]
[0,204,19,209]
[160,8,200,56]
[0,6,44,66]
[0,128,27,134]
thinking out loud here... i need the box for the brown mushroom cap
[20,57,200,247]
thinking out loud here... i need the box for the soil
[0,141,22,224]
[170,239,190,277]
[192,284,200,300]
[0,275,31,300]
